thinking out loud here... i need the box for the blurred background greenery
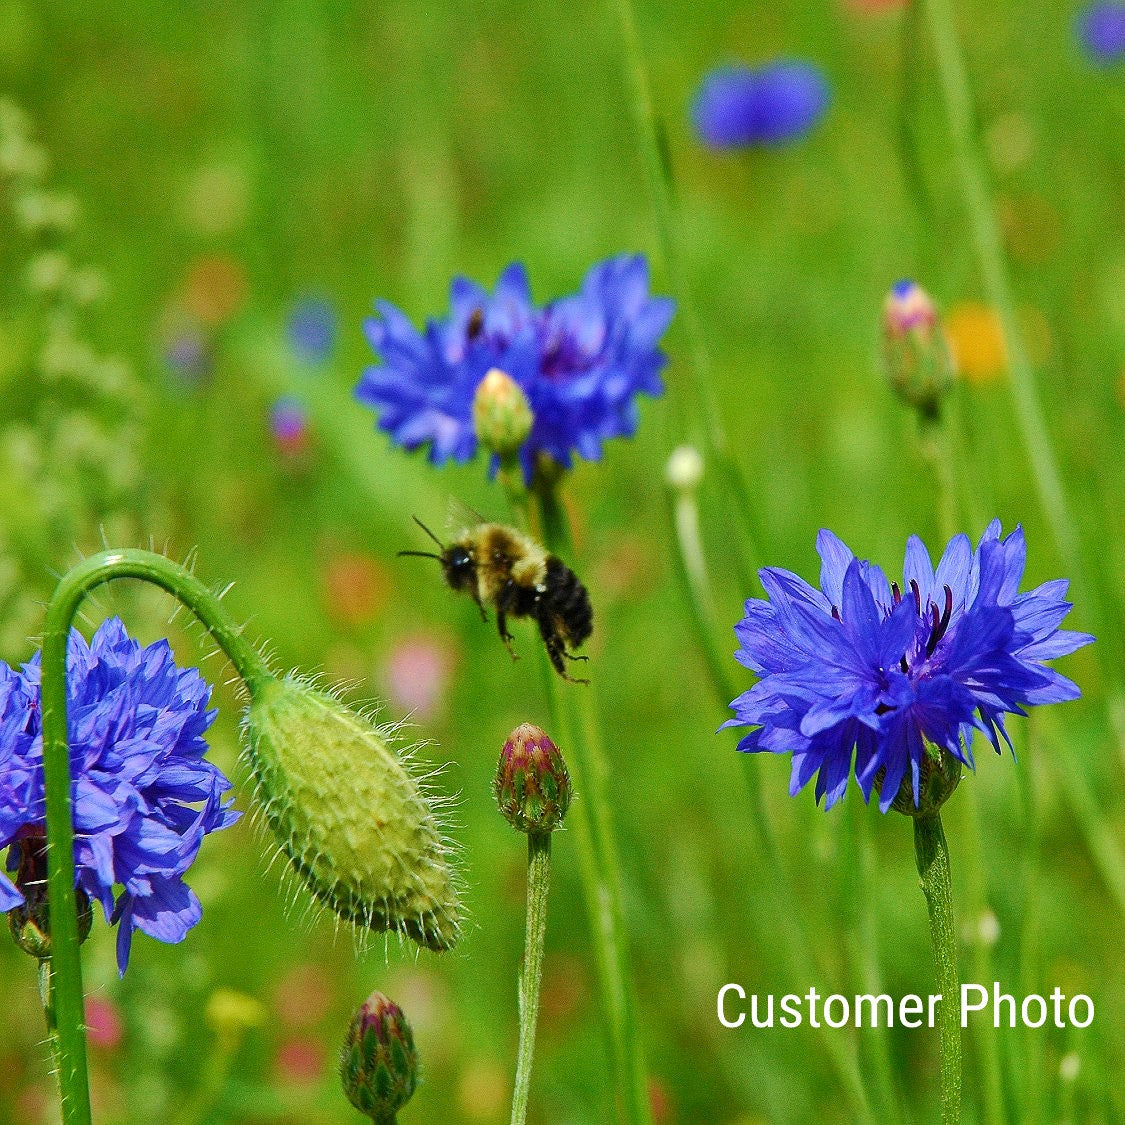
[1,0,1123,1121]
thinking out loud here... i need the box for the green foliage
[1,1,1123,1122]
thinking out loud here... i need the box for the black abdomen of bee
[543,556,593,646]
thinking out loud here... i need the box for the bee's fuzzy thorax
[457,523,547,603]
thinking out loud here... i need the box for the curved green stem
[914,812,962,1125]
[510,832,552,1125]
[41,549,269,1124]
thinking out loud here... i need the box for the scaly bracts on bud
[883,280,954,421]
[494,723,572,835]
[341,991,419,1123]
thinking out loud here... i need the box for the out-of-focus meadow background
[2,0,1123,1121]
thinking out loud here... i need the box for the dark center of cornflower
[890,581,954,669]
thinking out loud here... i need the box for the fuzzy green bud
[494,723,572,834]
[243,675,461,951]
[340,991,419,1123]
[472,367,534,458]
[882,280,954,420]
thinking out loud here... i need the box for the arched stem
[40,549,269,1124]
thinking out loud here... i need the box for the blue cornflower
[0,619,238,973]
[288,294,338,363]
[723,523,1093,812]
[356,255,674,481]
[1078,3,1125,63]
[692,60,830,149]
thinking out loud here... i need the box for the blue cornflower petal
[692,60,830,149]
[725,525,1092,810]
[0,619,237,973]
[356,254,673,482]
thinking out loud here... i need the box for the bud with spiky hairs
[494,723,571,836]
[882,279,954,420]
[340,991,419,1124]
[243,674,461,951]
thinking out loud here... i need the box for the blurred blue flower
[723,523,1092,812]
[692,60,830,148]
[160,316,211,385]
[1078,3,1125,63]
[288,294,338,363]
[0,619,238,973]
[356,255,674,481]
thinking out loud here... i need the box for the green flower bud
[882,280,954,421]
[494,723,572,835]
[340,991,419,1124]
[7,831,94,960]
[879,741,962,818]
[472,367,534,458]
[664,445,704,493]
[243,674,461,951]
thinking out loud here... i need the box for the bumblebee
[401,518,593,682]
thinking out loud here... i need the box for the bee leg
[471,593,489,623]
[538,613,588,684]
[562,650,589,663]
[496,608,519,660]
[496,581,519,660]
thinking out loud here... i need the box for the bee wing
[445,496,490,535]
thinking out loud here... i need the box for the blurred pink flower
[85,996,124,1052]
[382,633,455,719]
[274,963,332,1030]
[275,1036,324,1085]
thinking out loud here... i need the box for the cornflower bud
[882,280,953,420]
[472,368,533,459]
[494,723,572,835]
[664,445,704,493]
[340,991,419,1123]
[7,829,93,960]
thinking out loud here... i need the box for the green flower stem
[913,812,962,1125]
[38,958,63,1083]
[923,0,1125,749]
[840,805,904,1122]
[510,832,552,1125]
[665,467,877,1122]
[665,480,733,705]
[922,0,1081,575]
[915,410,1005,1124]
[41,549,270,1125]
[610,0,761,591]
[524,486,651,1125]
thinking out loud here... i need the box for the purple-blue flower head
[692,60,830,149]
[0,619,238,973]
[723,523,1093,812]
[288,294,338,363]
[1078,3,1125,63]
[356,255,674,482]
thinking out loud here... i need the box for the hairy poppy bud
[243,675,461,951]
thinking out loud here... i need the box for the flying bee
[400,517,593,683]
